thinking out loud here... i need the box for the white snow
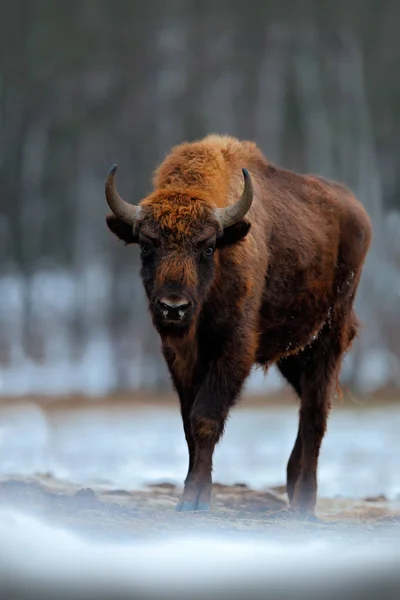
[1,266,399,396]
[0,402,399,500]
[0,507,398,599]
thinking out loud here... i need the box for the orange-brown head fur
[140,189,221,245]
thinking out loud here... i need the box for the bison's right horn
[215,168,253,228]
[105,164,142,226]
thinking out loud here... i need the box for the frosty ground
[0,397,400,598]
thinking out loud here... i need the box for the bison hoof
[288,507,320,522]
[175,484,212,512]
[175,500,211,512]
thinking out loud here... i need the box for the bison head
[105,165,253,337]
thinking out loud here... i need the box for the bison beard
[105,134,372,517]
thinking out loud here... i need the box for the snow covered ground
[0,400,400,598]
[0,507,399,600]
[0,401,399,500]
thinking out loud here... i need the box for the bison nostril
[159,297,190,309]
[157,297,191,321]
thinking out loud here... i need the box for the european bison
[105,134,372,516]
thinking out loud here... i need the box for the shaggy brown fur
[106,134,372,515]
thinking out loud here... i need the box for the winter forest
[0,0,399,397]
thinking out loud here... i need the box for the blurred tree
[0,0,399,395]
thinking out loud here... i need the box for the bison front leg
[175,336,254,512]
[175,413,225,512]
[177,389,196,483]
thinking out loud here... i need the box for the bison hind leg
[279,307,359,515]
[277,355,304,502]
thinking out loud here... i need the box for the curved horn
[215,168,253,228]
[105,164,142,226]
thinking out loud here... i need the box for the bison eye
[140,243,150,256]
[203,246,214,258]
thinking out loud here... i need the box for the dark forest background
[0,0,399,396]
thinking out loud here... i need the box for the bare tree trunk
[330,31,399,389]
[291,23,335,177]
[254,24,289,163]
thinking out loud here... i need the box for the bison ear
[216,220,251,249]
[106,214,138,245]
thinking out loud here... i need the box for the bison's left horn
[215,168,253,228]
[105,164,142,226]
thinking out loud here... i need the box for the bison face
[105,165,253,337]
[138,228,218,336]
